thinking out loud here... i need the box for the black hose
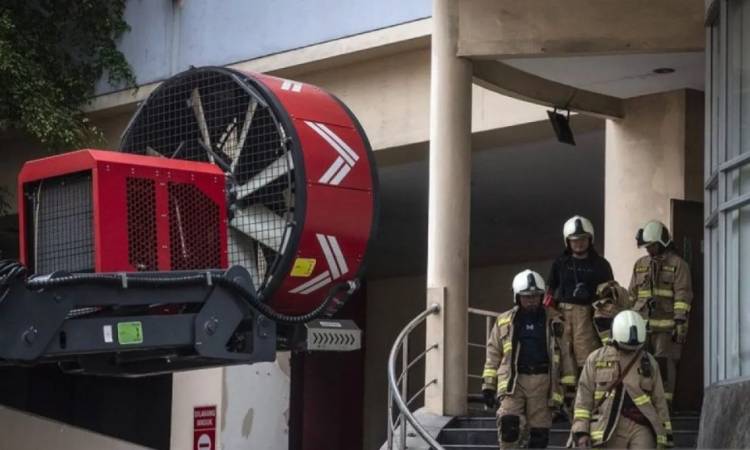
[25,270,357,324]
[0,259,27,307]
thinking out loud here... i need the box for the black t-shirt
[516,308,549,369]
[547,250,614,305]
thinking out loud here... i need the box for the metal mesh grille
[121,69,295,291]
[30,172,94,274]
[168,182,222,270]
[127,178,158,271]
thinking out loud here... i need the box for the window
[706,0,750,383]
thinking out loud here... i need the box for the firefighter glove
[543,289,556,308]
[673,319,688,344]
[482,389,497,409]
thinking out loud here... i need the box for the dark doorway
[289,287,366,450]
[671,199,704,413]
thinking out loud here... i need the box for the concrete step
[438,428,698,446]
[438,415,700,448]
[448,415,699,431]
[438,428,571,446]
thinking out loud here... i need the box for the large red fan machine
[0,67,378,375]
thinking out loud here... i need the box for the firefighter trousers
[649,331,680,405]
[496,374,552,448]
[600,415,656,449]
[559,303,600,368]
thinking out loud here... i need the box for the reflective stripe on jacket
[481,306,575,407]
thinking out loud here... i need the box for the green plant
[0,0,135,152]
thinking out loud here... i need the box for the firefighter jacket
[481,306,575,406]
[592,281,632,345]
[571,345,673,447]
[628,250,693,332]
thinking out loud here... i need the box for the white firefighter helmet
[512,269,546,302]
[612,310,647,349]
[636,220,672,248]
[563,215,595,245]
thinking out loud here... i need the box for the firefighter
[628,220,693,407]
[546,216,614,395]
[481,269,573,449]
[572,310,673,449]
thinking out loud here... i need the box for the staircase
[436,412,700,449]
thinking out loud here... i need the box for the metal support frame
[0,266,276,376]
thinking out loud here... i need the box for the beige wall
[170,368,224,450]
[221,357,291,449]
[294,48,550,152]
[604,89,704,284]
[362,258,555,450]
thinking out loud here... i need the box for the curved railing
[386,303,443,450]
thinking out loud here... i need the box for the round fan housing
[120,67,378,315]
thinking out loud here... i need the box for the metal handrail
[467,307,501,384]
[387,303,442,450]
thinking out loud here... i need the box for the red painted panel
[18,150,227,274]
[249,73,354,127]
[271,186,373,313]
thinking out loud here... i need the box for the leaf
[0,1,135,152]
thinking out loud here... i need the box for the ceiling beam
[458,0,704,59]
[472,60,625,119]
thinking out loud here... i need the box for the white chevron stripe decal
[289,234,349,295]
[327,235,349,275]
[289,271,331,294]
[316,123,359,162]
[317,234,341,279]
[281,80,303,92]
[329,163,352,186]
[305,121,358,186]
[319,156,346,184]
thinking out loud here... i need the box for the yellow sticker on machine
[291,258,317,277]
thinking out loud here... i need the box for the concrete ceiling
[368,126,606,279]
[504,52,704,99]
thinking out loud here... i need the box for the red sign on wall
[194,405,217,450]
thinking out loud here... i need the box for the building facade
[0,0,745,448]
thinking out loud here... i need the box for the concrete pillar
[604,89,704,283]
[424,0,473,416]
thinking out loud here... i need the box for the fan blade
[198,139,232,173]
[190,88,213,162]
[229,204,287,251]
[235,152,293,201]
[145,146,163,158]
[231,99,259,172]
[171,141,186,159]
[256,242,268,282]
[219,118,240,162]
[283,187,295,210]
[229,228,262,290]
